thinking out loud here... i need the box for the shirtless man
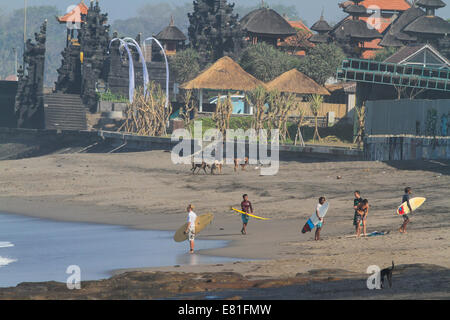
[356,199,369,237]
[240,194,253,235]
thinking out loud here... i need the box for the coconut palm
[308,94,324,142]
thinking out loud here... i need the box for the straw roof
[265,69,330,96]
[180,56,265,91]
[240,8,297,36]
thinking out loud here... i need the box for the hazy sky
[1,0,449,27]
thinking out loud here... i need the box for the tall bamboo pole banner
[123,37,150,94]
[144,37,170,109]
[109,38,135,103]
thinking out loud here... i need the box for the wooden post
[198,89,203,113]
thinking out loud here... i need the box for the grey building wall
[366,99,450,136]
[364,135,450,161]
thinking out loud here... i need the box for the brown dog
[234,157,249,172]
[210,160,223,175]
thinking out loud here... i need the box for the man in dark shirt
[240,194,253,235]
[399,187,413,234]
[353,191,363,231]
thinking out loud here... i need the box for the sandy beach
[0,150,449,298]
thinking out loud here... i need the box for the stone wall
[364,135,450,161]
[0,81,18,128]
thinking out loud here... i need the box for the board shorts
[316,221,323,229]
[353,211,358,226]
[241,214,249,224]
[403,214,409,221]
[188,225,195,241]
[355,213,363,224]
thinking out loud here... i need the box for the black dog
[191,161,209,174]
[380,261,394,288]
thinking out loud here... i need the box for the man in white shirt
[315,197,326,241]
[184,204,197,253]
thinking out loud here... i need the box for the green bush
[97,90,129,103]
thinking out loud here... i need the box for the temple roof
[339,0,411,11]
[240,8,296,36]
[384,43,450,68]
[379,6,425,47]
[360,0,411,11]
[403,15,450,35]
[57,0,88,24]
[156,18,187,41]
[415,0,446,9]
[344,4,367,16]
[309,33,331,44]
[311,16,332,33]
[332,19,383,40]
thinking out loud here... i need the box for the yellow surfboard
[397,197,426,215]
[230,207,270,220]
[173,213,214,242]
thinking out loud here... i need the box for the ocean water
[0,213,237,288]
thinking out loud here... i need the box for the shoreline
[0,151,449,298]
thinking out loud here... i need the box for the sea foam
[0,242,14,248]
[0,256,17,267]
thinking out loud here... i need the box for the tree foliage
[239,42,301,82]
[0,6,65,86]
[297,43,345,85]
[373,47,398,62]
[170,48,201,84]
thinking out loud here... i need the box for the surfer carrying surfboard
[315,197,327,241]
[184,204,197,253]
[399,187,412,234]
[240,194,253,235]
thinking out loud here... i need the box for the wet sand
[0,150,449,298]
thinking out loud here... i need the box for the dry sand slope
[0,150,449,291]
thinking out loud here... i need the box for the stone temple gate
[14,0,173,130]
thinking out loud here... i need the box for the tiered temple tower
[78,0,110,111]
[188,0,243,64]
[331,0,382,57]
[14,21,47,129]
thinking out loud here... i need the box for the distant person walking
[240,194,253,235]
[315,197,327,241]
[399,187,412,234]
[184,204,197,253]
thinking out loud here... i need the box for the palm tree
[308,94,324,142]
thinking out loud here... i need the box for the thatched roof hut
[180,56,265,91]
[265,69,330,96]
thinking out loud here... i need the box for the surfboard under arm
[231,207,270,220]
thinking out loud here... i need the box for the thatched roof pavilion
[265,69,330,96]
[180,56,266,112]
[181,56,265,91]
